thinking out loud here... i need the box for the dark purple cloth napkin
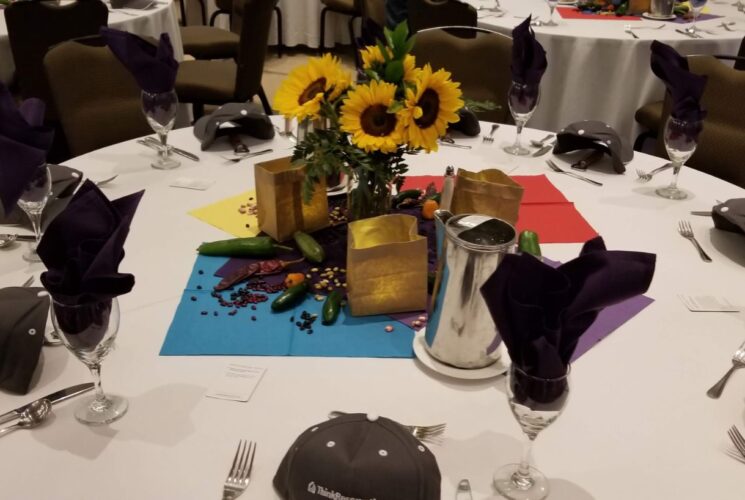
[650,40,707,124]
[38,180,144,305]
[511,17,547,87]
[480,237,656,379]
[100,27,178,94]
[0,83,54,215]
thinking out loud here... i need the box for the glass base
[504,144,532,156]
[22,247,41,262]
[543,19,558,26]
[151,157,181,170]
[655,185,687,200]
[494,464,549,500]
[75,394,128,425]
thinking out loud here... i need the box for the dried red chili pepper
[214,257,304,291]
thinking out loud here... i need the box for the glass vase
[346,166,392,222]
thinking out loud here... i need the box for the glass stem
[89,363,108,404]
[28,211,43,248]
[513,436,536,490]
[514,122,525,149]
[158,132,169,161]
[549,5,555,21]
[669,160,682,190]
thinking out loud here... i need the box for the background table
[1,119,745,499]
[0,0,184,86]
[468,0,744,143]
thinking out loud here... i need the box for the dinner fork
[624,25,640,39]
[222,440,256,500]
[482,124,499,143]
[328,411,446,443]
[728,426,745,459]
[636,163,672,182]
[707,341,745,398]
[678,220,712,263]
[546,160,603,186]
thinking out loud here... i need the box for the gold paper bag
[254,156,329,242]
[450,168,524,225]
[347,214,428,316]
[628,0,651,14]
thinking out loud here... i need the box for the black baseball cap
[274,413,441,500]
[713,199,745,235]
[552,120,633,174]
[193,102,275,151]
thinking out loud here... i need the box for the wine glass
[50,297,128,425]
[141,89,180,170]
[16,163,52,263]
[655,116,702,200]
[545,0,558,26]
[688,0,707,34]
[493,364,570,500]
[504,82,540,156]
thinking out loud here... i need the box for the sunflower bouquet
[273,22,464,221]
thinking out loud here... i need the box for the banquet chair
[319,0,361,53]
[43,36,152,158]
[653,55,745,189]
[634,36,745,151]
[176,0,277,118]
[359,0,386,27]
[412,26,511,124]
[407,0,477,33]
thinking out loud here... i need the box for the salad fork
[222,440,256,500]
[482,124,499,143]
[546,160,603,186]
[636,163,672,182]
[707,341,745,398]
[328,411,446,443]
[728,426,745,459]
[678,220,712,263]
[624,25,640,39]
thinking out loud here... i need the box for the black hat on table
[274,413,441,500]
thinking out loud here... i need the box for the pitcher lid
[445,214,516,252]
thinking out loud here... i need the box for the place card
[678,295,740,313]
[206,364,266,402]
[169,177,214,191]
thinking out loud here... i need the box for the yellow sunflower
[340,80,406,154]
[273,54,351,120]
[359,45,420,82]
[402,64,464,152]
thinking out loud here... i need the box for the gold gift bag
[254,156,329,242]
[628,0,651,14]
[347,214,428,316]
[450,168,524,225]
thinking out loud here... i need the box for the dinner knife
[141,137,200,162]
[675,28,700,39]
[690,211,713,216]
[0,383,94,425]
[532,144,553,157]
[571,150,604,171]
[0,234,35,242]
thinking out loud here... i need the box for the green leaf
[384,60,404,83]
[387,101,404,114]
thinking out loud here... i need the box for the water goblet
[493,365,570,500]
[689,0,707,34]
[50,297,128,425]
[16,163,52,263]
[141,89,180,170]
[545,0,558,25]
[504,82,540,156]
[655,116,702,200]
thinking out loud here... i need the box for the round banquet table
[196,0,353,48]
[2,117,745,499]
[467,0,744,143]
[0,0,184,86]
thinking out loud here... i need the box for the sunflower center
[415,88,440,128]
[360,104,397,137]
[298,78,327,105]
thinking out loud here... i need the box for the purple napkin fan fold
[480,237,656,380]
[0,83,54,214]
[650,40,707,125]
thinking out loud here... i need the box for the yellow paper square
[188,191,259,238]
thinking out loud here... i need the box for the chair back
[232,0,278,102]
[412,26,511,123]
[407,0,476,33]
[5,0,108,113]
[43,36,152,157]
[359,0,386,27]
[655,55,745,189]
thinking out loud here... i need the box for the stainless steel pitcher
[650,0,674,16]
[425,211,516,369]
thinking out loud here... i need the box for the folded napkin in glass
[37,180,144,305]
[552,120,633,173]
[193,102,275,151]
[712,199,745,236]
[512,16,547,87]
[650,41,707,129]
[0,82,54,216]
[481,236,656,380]
[0,287,49,394]
[100,28,178,94]
[274,413,441,500]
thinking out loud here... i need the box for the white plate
[558,0,577,5]
[642,12,676,20]
[412,329,510,380]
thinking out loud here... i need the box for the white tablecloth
[468,0,743,142]
[194,0,353,48]
[0,0,184,86]
[2,118,745,499]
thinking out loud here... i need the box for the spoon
[0,399,52,438]
[0,234,17,249]
[95,174,119,187]
[530,134,554,147]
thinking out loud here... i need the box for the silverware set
[708,341,745,398]
[678,220,712,262]
[137,137,200,162]
[546,159,603,186]
[328,411,446,443]
[222,440,256,500]
[624,23,666,38]
[222,149,274,163]
[439,134,472,149]
[636,163,672,182]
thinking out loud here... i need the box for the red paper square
[516,203,598,243]
[557,6,641,20]
[512,175,568,204]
